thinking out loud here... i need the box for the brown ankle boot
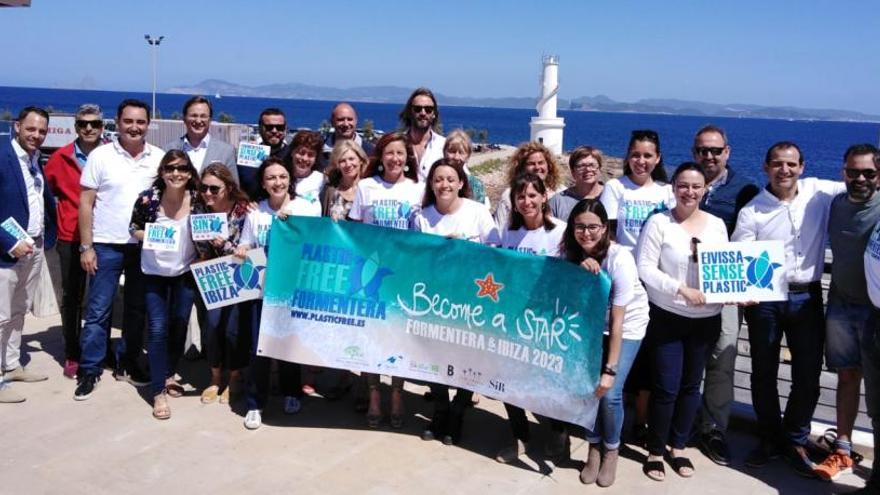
[597,448,619,487]
[579,443,601,484]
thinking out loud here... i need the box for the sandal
[200,385,219,404]
[152,392,171,420]
[643,459,665,481]
[671,456,695,478]
[165,378,184,398]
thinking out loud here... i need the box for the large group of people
[0,87,878,493]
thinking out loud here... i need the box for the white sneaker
[244,409,262,430]
[283,395,302,414]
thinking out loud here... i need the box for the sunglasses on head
[198,184,224,194]
[75,119,103,129]
[162,164,191,174]
[845,168,878,180]
[631,129,659,141]
[695,146,725,157]
[412,105,435,115]
[261,123,285,132]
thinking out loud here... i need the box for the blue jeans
[79,243,146,377]
[145,273,195,397]
[646,304,721,455]
[744,285,824,446]
[204,302,251,371]
[585,337,642,449]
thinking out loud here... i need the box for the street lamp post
[144,34,165,120]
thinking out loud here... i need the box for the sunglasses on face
[75,120,103,129]
[198,184,224,194]
[162,164,191,174]
[695,146,725,157]
[845,168,878,180]
[412,105,435,115]
[261,124,285,132]
[691,237,701,263]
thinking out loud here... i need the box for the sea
[2,86,879,184]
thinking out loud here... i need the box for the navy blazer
[0,139,57,267]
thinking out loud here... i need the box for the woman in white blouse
[636,162,728,481]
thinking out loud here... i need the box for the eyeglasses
[198,184,224,194]
[574,223,603,234]
[412,105,436,115]
[691,237,701,263]
[75,120,103,129]
[573,162,600,171]
[162,164,191,174]
[261,124,286,132]
[844,168,878,180]
[695,146,725,157]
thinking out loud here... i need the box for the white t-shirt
[865,221,880,308]
[410,199,500,245]
[349,176,423,230]
[500,217,566,257]
[600,176,675,250]
[141,213,197,277]
[602,243,650,340]
[80,140,163,244]
[295,170,325,216]
[240,197,318,249]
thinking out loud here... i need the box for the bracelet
[602,365,618,376]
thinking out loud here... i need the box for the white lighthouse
[529,55,565,154]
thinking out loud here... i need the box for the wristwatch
[78,244,93,253]
[602,364,618,376]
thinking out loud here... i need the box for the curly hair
[506,141,560,192]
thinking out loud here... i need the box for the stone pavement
[1,313,873,495]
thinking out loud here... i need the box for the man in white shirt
[732,141,846,476]
[0,107,54,403]
[164,95,237,181]
[399,88,446,182]
[75,99,163,401]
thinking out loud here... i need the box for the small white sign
[191,248,267,310]
[697,240,786,303]
[190,213,228,241]
[143,222,181,252]
[1,216,34,246]
[237,142,271,168]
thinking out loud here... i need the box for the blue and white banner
[258,217,610,428]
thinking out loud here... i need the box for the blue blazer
[0,139,57,267]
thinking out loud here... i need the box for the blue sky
[2,0,878,114]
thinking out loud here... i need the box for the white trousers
[0,240,44,373]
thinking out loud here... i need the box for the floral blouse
[129,186,200,236]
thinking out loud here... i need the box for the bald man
[319,102,374,170]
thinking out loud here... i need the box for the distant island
[166,79,880,123]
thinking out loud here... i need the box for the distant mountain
[166,79,880,122]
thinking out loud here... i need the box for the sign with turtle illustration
[190,213,229,241]
[191,248,267,310]
[697,240,786,303]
